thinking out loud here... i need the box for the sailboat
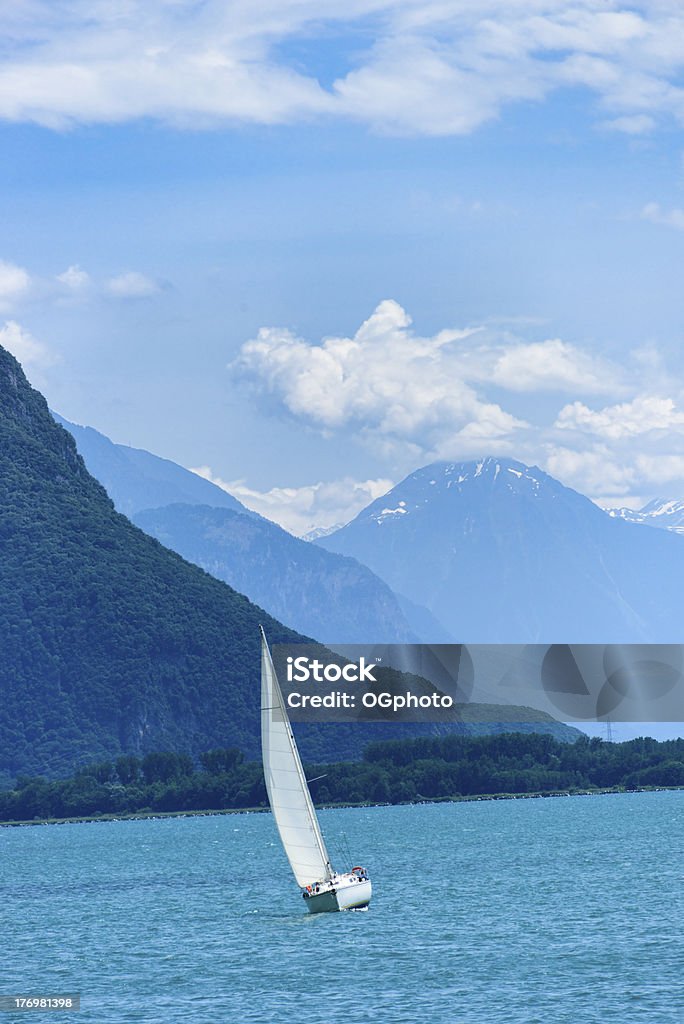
[260,627,372,913]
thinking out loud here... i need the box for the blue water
[1,792,682,1023]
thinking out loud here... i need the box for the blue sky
[2,1,684,533]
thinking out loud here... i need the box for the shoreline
[1,783,681,829]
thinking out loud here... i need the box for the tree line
[1,732,683,823]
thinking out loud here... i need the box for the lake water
[2,792,682,1023]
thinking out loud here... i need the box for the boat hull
[304,878,372,914]
[336,878,372,911]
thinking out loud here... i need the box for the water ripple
[1,793,682,1023]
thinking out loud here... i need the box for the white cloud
[548,394,684,501]
[555,395,684,439]
[332,32,545,137]
[57,264,91,290]
[0,320,55,369]
[544,445,636,497]
[541,441,684,509]
[234,300,684,499]
[190,465,392,535]
[635,454,684,484]
[106,271,159,298]
[0,258,164,306]
[0,259,30,310]
[641,202,684,230]
[2,3,684,135]
[234,299,633,461]
[491,338,618,394]
[0,1,332,130]
[235,299,528,459]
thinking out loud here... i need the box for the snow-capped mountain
[365,458,545,524]
[301,523,346,542]
[607,498,684,535]
[317,457,684,643]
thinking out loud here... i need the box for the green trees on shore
[1,733,683,823]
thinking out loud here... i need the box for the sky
[2,1,684,534]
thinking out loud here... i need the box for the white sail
[260,630,332,887]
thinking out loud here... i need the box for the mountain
[301,524,345,542]
[56,414,438,642]
[317,457,684,642]
[54,415,428,641]
[53,413,250,518]
[641,497,684,533]
[2,359,574,781]
[607,498,684,535]
[132,503,420,643]
[0,347,315,780]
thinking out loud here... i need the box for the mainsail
[260,629,332,887]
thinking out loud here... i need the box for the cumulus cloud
[546,393,684,502]
[555,395,684,439]
[0,320,55,369]
[545,445,636,497]
[491,339,619,394]
[106,271,159,298]
[234,299,634,461]
[2,3,684,135]
[235,299,530,459]
[233,298,684,505]
[190,465,392,535]
[0,259,30,310]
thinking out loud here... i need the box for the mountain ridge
[132,502,422,643]
[55,414,429,642]
[607,497,684,535]
[52,413,252,519]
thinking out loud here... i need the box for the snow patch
[377,506,408,518]
[650,501,680,517]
